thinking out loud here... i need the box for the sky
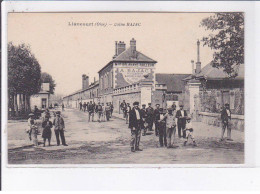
[8,12,215,96]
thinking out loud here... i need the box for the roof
[63,81,99,98]
[98,47,156,73]
[156,73,191,92]
[184,63,244,81]
[113,47,156,62]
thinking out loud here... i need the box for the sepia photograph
[6,12,244,165]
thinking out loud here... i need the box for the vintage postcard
[5,11,245,166]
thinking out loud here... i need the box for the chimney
[82,74,87,90]
[94,77,96,83]
[85,76,89,89]
[196,40,201,73]
[117,41,126,55]
[113,41,118,59]
[130,38,136,58]
[191,60,195,75]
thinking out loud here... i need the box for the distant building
[30,83,50,110]
[63,38,191,112]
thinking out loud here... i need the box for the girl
[42,116,53,147]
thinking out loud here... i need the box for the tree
[8,42,41,116]
[41,72,56,94]
[200,13,244,78]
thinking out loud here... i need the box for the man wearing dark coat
[153,104,161,136]
[176,105,188,138]
[129,101,143,152]
[53,111,68,146]
[146,103,154,131]
[220,103,232,141]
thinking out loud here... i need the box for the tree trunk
[23,94,27,113]
[26,95,31,113]
[14,94,18,116]
[9,94,15,117]
[19,94,23,114]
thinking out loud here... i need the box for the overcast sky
[8,12,214,96]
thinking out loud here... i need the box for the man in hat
[153,104,161,136]
[53,111,68,146]
[129,101,143,152]
[88,101,95,122]
[160,108,177,148]
[176,104,188,138]
[146,103,154,131]
[220,103,232,141]
[140,104,147,136]
[120,100,127,118]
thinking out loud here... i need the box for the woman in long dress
[27,113,39,146]
[42,117,53,147]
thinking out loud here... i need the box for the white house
[30,83,50,110]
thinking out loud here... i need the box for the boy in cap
[183,117,197,146]
[53,111,68,146]
[129,101,143,152]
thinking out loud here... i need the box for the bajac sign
[114,62,155,88]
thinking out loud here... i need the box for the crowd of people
[78,101,114,122]
[120,101,197,152]
[120,100,233,152]
[26,101,233,152]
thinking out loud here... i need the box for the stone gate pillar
[139,79,153,106]
[188,80,201,118]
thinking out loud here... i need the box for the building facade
[63,38,190,113]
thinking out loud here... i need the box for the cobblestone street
[8,108,244,164]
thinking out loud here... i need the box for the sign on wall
[114,62,155,88]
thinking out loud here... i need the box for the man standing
[220,103,232,141]
[79,102,82,111]
[120,100,127,118]
[140,104,147,136]
[110,102,114,116]
[176,105,188,138]
[129,101,143,152]
[146,103,154,131]
[62,103,65,111]
[153,104,161,136]
[83,102,87,112]
[160,108,177,148]
[53,111,68,146]
[88,101,95,122]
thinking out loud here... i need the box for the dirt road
[8,108,244,164]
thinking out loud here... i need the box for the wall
[99,63,113,96]
[198,112,244,131]
[113,92,141,113]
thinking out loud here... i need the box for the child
[42,116,53,147]
[183,117,197,146]
[27,113,39,146]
